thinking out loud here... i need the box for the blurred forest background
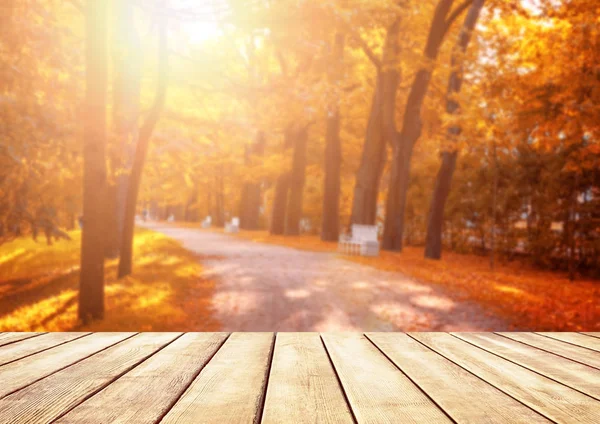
[0,0,598,330]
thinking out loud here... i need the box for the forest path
[145,223,510,332]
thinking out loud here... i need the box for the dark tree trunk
[213,171,226,227]
[118,9,167,278]
[239,131,266,230]
[425,0,485,259]
[321,33,344,242]
[285,126,309,236]
[105,0,141,258]
[424,151,458,258]
[184,191,198,222]
[103,183,119,258]
[322,109,342,240]
[270,125,295,235]
[350,18,401,226]
[79,0,109,323]
[270,172,290,235]
[383,0,462,251]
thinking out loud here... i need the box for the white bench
[338,224,380,257]
[201,216,212,228]
[225,217,240,233]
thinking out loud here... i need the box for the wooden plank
[161,332,274,424]
[538,332,600,352]
[454,332,600,400]
[322,333,451,423]
[498,332,600,370]
[367,333,550,423]
[0,332,181,424]
[0,332,89,366]
[55,333,228,424]
[0,332,42,347]
[261,333,354,424]
[0,332,134,399]
[411,332,600,424]
[581,333,600,339]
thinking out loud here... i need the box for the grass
[0,228,219,332]
[224,230,599,331]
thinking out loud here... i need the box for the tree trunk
[103,183,119,258]
[424,150,458,258]
[285,126,309,235]
[270,125,295,235]
[425,0,485,259]
[239,131,266,230]
[105,0,141,258]
[322,108,342,241]
[321,33,344,242]
[382,0,462,251]
[270,172,290,235]
[350,18,401,226]
[118,8,167,278]
[79,0,108,323]
[490,140,498,271]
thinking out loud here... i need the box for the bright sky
[176,0,225,43]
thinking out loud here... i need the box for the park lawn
[0,228,219,332]
[226,230,599,331]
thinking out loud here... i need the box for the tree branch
[335,17,381,69]
[442,0,475,39]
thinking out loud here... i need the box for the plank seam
[0,333,46,348]
[450,333,600,402]
[0,332,139,401]
[535,333,600,353]
[364,333,458,424]
[151,332,232,424]
[0,333,93,368]
[256,332,276,424]
[405,333,557,424]
[579,333,600,340]
[319,334,358,424]
[494,332,600,371]
[52,332,187,423]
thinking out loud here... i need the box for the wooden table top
[0,332,599,423]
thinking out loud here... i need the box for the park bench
[225,217,240,233]
[201,216,212,228]
[338,224,380,257]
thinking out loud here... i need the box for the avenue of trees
[1,0,598,321]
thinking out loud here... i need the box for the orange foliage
[0,229,219,332]
[226,231,599,331]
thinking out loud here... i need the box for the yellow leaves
[0,228,219,332]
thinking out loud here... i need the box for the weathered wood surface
[0,332,598,423]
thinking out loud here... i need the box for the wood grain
[454,332,600,400]
[0,332,134,399]
[0,332,181,424]
[261,333,353,424]
[499,332,600,369]
[581,333,600,339]
[0,332,42,347]
[367,332,550,423]
[161,332,274,424]
[322,333,451,423]
[538,332,600,352]
[411,332,600,424]
[56,332,228,424]
[0,332,88,366]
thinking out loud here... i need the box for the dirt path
[146,223,510,332]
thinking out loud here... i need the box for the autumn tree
[382,0,475,251]
[118,2,168,278]
[79,0,109,322]
[425,0,485,259]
